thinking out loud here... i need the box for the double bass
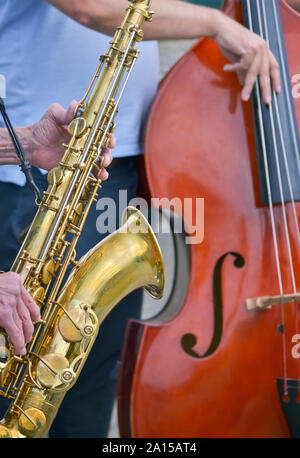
[118,0,300,438]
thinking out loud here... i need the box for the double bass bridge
[246,294,300,311]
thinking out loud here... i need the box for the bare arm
[0,102,77,169]
[45,0,281,104]
[46,0,219,40]
[0,125,34,166]
[286,0,300,12]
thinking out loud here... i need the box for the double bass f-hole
[182,0,300,366]
[181,252,245,359]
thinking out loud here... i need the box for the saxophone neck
[131,0,152,8]
[128,0,154,24]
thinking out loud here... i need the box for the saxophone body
[0,0,165,438]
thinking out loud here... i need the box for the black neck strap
[0,97,42,203]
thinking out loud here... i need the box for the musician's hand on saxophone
[0,272,41,356]
[0,100,115,178]
[0,103,115,357]
[92,133,115,181]
[27,100,115,178]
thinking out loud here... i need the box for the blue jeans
[0,158,143,437]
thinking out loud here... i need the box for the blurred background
[108,0,223,438]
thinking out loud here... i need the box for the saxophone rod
[85,30,137,159]
[70,52,139,221]
[35,30,137,272]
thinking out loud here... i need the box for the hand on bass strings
[215,0,281,104]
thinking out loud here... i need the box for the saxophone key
[68,116,87,137]
[36,353,69,389]
[58,304,96,343]
[0,425,13,438]
[47,166,64,186]
[18,407,46,438]
[30,286,45,307]
[40,259,56,285]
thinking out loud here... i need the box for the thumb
[47,101,77,126]
[64,100,77,125]
[46,103,68,125]
[223,62,242,72]
[223,63,245,85]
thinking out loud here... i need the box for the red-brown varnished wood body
[118,1,300,438]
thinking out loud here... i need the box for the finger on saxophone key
[0,272,40,355]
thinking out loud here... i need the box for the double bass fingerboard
[241,0,300,206]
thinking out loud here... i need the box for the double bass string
[257,0,300,394]
[271,0,300,247]
[244,0,283,298]
[270,0,300,395]
[259,0,296,394]
[261,0,300,316]
[245,0,288,393]
[272,97,300,247]
[259,0,298,294]
[266,0,300,248]
[258,2,300,394]
[272,0,300,180]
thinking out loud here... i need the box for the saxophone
[0,0,165,438]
